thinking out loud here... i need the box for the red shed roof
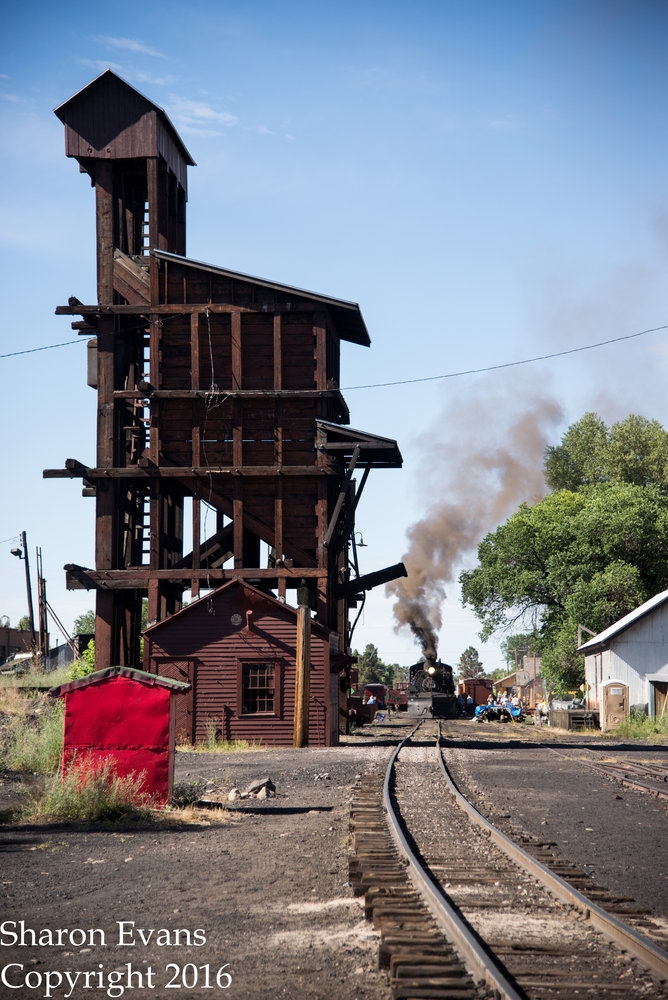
[49,665,191,698]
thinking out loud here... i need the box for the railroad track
[548,744,668,800]
[349,721,668,999]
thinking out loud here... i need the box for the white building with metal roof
[577,590,668,729]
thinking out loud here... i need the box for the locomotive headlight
[427,665,436,675]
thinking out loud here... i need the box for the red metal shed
[49,667,191,804]
[144,579,337,746]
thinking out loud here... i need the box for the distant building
[144,579,341,746]
[516,654,545,706]
[578,590,668,730]
[0,627,32,665]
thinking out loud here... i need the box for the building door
[154,659,195,743]
[653,682,668,719]
[603,683,628,731]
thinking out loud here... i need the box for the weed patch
[21,759,155,824]
[178,724,263,754]
[0,699,64,773]
[613,711,668,743]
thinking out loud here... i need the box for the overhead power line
[341,323,668,390]
[0,339,83,359]
[2,322,666,387]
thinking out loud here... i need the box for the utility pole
[293,583,312,748]
[36,547,49,669]
[10,531,36,652]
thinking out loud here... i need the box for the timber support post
[293,599,311,748]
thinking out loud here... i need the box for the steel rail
[548,745,668,800]
[437,723,668,981]
[382,722,524,1000]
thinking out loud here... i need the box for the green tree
[18,615,31,632]
[353,643,400,688]
[606,414,668,488]
[457,645,484,678]
[68,639,96,680]
[499,632,542,672]
[73,609,96,634]
[544,412,608,490]
[544,412,668,492]
[460,482,668,691]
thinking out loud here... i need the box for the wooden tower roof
[54,69,195,191]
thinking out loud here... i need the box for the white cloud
[76,61,176,90]
[166,95,238,135]
[132,70,178,88]
[95,36,165,58]
[78,58,124,74]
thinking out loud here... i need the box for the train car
[458,677,494,712]
[387,687,408,711]
[408,660,457,718]
[363,683,387,709]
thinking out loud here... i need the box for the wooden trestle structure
[45,70,404,672]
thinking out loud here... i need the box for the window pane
[242,662,275,714]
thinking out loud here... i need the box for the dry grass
[177,720,264,754]
[0,696,64,773]
[21,758,155,824]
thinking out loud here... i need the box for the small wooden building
[144,579,339,746]
[578,589,668,728]
[49,666,191,803]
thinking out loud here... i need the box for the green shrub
[68,639,95,681]
[0,700,64,774]
[614,711,668,742]
[23,758,154,823]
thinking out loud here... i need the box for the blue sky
[2,1,667,672]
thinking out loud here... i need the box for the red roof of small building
[49,665,191,698]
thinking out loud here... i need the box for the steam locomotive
[408,660,458,718]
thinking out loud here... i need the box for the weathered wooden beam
[323,446,360,547]
[45,466,334,479]
[56,302,318,316]
[64,563,327,590]
[45,464,334,480]
[113,249,150,305]
[335,562,408,600]
[112,388,343,399]
[173,476,317,569]
[95,161,114,304]
[176,521,234,570]
[293,604,311,748]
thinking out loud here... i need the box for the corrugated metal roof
[152,249,371,346]
[577,589,668,653]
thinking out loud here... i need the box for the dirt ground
[0,731,397,1000]
[442,727,668,929]
[1,717,667,1000]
